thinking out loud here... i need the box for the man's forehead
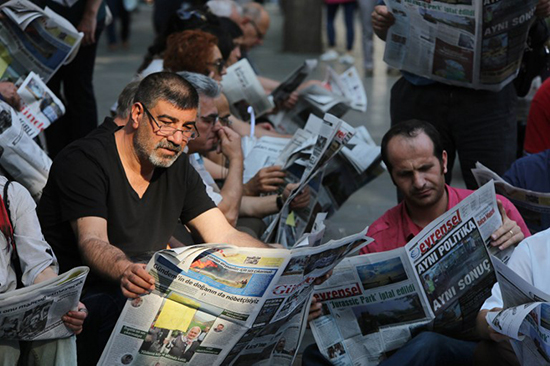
[199,96,217,116]
[388,133,437,165]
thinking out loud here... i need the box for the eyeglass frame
[206,58,226,75]
[248,19,265,41]
[140,102,199,140]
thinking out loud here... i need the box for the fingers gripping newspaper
[472,162,550,234]
[384,0,538,91]
[99,231,372,366]
[311,181,508,365]
[0,0,83,82]
[483,256,550,366]
[0,267,88,340]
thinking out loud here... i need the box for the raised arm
[71,216,155,298]
[372,5,395,41]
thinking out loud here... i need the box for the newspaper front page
[384,0,538,91]
[473,161,550,234]
[0,0,83,82]
[486,256,550,365]
[99,231,371,366]
[0,266,88,340]
[17,71,65,138]
[311,181,506,365]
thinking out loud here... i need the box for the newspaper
[472,162,550,234]
[0,100,52,201]
[311,181,507,365]
[0,0,83,82]
[326,66,367,112]
[486,256,550,365]
[16,71,65,138]
[0,266,88,340]
[384,0,538,91]
[99,229,372,366]
[270,59,318,107]
[221,59,275,120]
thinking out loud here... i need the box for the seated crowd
[2,0,550,365]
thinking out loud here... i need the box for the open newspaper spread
[17,71,65,138]
[0,100,52,201]
[99,231,372,366]
[486,256,550,365]
[310,181,507,365]
[472,161,550,234]
[0,0,83,82]
[384,0,538,91]
[0,266,88,340]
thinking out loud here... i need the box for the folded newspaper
[0,100,52,201]
[486,256,550,366]
[0,266,88,340]
[0,0,83,82]
[384,0,538,91]
[472,161,550,234]
[17,71,66,138]
[310,181,508,365]
[99,230,372,365]
[270,59,318,107]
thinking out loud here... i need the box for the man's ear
[130,103,143,129]
[442,150,448,174]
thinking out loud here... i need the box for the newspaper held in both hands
[486,256,550,366]
[0,266,88,341]
[16,72,65,138]
[383,0,538,91]
[310,181,508,365]
[270,59,318,107]
[0,0,83,82]
[98,229,372,366]
[472,161,550,234]
[0,100,52,201]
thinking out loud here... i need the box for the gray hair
[242,3,261,22]
[116,80,140,119]
[177,71,221,99]
[206,0,242,17]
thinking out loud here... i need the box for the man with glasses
[37,72,269,365]
[181,72,310,237]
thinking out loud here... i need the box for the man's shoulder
[368,203,403,236]
[53,129,115,168]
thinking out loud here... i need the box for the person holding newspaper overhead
[304,120,530,366]
[36,72,273,366]
[0,176,87,365]
[371,0,550,189]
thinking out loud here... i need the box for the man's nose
[167,131,184,145]
[412,172,426,188]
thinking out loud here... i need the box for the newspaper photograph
[16,71,65,138]
[473,161,550,234]
[0,100,52,201]
[384,0,538,90]
[486,256,550,365]
[221,59,275,120]
[0,266,88,341]
[0,0,83,82]
[99,229,371,366]
[311,181,507,365]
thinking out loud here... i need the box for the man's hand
[485,307,510,342]
[120,263,155,298]
[308,296,323,322]
[257,122,275,131]
[490,200,524,250]
[0,82,21,111]
[282,183,310,210]
[372,5,395,40]
[244,166,286,196]
[536,0,550,18]
[62,301,87,335]
[78,15,97,45]
[217,126,243,161]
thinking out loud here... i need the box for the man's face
[186,95,220,153]
[387,132,447,210]
[216,324,224,331]
[206,46,227,82]
[188,327,200,340]
[133,100,198,168]
[241,12,269,51]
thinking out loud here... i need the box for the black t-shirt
[37,125,216,278]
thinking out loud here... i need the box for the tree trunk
[281,0,323,53]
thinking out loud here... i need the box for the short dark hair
[133,72,199,111]
[381,120,444,173]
